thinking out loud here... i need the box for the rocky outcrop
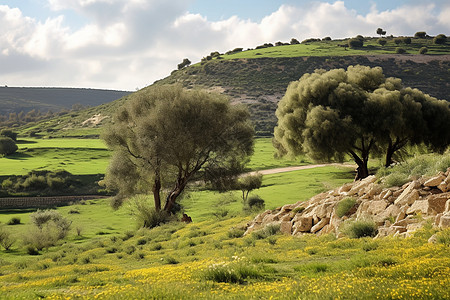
[245,168,450,238]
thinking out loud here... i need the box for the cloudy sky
[1,0,449,91]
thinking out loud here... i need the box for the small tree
[415,31,426,39]
[348,38,363,48]
[394,38,403,45]
[177,58,191,70]
[237,173,263,203]
[376,28,386,37]
[396,47,406,54]
[403,37,411,44]
[103,85,254,213]
[0,137,18,156]
[290,38,300,45]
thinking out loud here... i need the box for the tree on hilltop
[273,65,450,180]
[102,85,254,214]
[177,58,191,70]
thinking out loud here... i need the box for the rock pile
[245,168,450,238]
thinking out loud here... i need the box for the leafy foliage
[336,198,356,218]
[342,219,378,238]
[0,137,17,156]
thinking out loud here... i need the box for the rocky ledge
[245,168,450,238]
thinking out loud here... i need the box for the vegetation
[336,197,356,218]
[102,85,254,212]
[0,137,18,156]
[342,219,378,238]
[273,65,450,180]
[237,173,263,203]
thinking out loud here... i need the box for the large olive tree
[102,85,254,212]
[274,65,450,180]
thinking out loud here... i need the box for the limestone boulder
[311,217,330,233]
[424,173,446,187]
[394,181,420,206]
[292,216,313,233]
[347,175,377,196]
[280,221,292,234]
[439,213,450,229]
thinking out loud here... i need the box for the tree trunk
[385,146,395,168]
[152,177,161,212]
[349,149,369,181]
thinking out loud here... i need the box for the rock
[393,216,418,227]
[394,181,420,206]
[347,175,377,196]
[253,210,271,224]
[437,176,450,193]
[380,189,393,200]
[439,213,450,229]
[367,184,383,198]
[446,200,450,212]
[428,234,438,244]
[280,221,292,234]
[311,218,330,233]
[292,216,313,233]
[435,213,443,226]
[374,204,401,225]
[424,173,446,187]
[338,183,353,194]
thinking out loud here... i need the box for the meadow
[1,137,449,299]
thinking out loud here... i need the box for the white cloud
[0,1,448,90]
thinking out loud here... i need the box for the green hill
[14,37,450,137]
[0,87,130,116]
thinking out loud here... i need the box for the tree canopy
[0,137,18,156]
[102,85,254,213]
[274,65,450,180]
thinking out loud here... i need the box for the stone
[338,183,353,194]
[427,193,450,213]
[292,216,313,233]
[428,234,438,244]
[439,213,450,229]
[434,213,443,226]
[374,204,401,225]
[367,184,383,198]
[311,217,330,233]
[394,181,420,206]
[380,189,393,200]
[424,174,446,187]
[446,200,450,212]
[280,221,292,234]
[347,175,377,196]
[438,178,450,193]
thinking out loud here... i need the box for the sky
[0,0,449,91]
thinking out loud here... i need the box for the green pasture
[0,137,305,176]
[221,38,450,60]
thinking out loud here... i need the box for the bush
[419,47,428,54]
[342,219,378,238]
[348,38,363,48]
[433,34,447,45]
[7,217,21,225]
[0,137,18,156]
[201,262,261,284]
[436,229,450,246]
[0,226,15,250]
[394,38,403,45]
[335,198,356,218]
[403,37,411,44]
[415,31,426,39]
[0,129,17,141]
[228,227,246,238]
[383,173,409,187]
[252,224,280,240]
[128,196,170,228]
[377,39,387,46]
[245,195,265,212]
[396,47,406,54]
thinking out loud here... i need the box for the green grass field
[0,137,305,176]
[220,38,450,60]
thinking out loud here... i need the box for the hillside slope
[0,87,130,115]
[14,38,450,137]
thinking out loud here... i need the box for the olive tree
[274,65,450,180]
[102,85,254,213]
[0,137,18,156]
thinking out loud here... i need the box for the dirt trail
[247,163,356,176]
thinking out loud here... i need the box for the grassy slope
[13,37,450,138]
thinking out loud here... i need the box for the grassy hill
[13,36,450,137]
[0,87,130,116]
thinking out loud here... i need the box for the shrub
[377,39,387,46]
[0,129,17,141]
[342,219,378,238]
[252,224,280,240]
[7,217,21,225]
[435,229,450,246]
[228,227,246,238]
[433,34,447,45]
[403,37,411,44]
[415,31,426,38]
[0,226,15,250]
[395,47,406,54]
[419,47,428,54]
[383,173,409,187]
[244,195,265,212]
[201,262,261,284]
[129,196,170,228]
[290,38,300,44]
[394,38,402,45]
[0,137,18,156]
[348,38,363,48]
[335,198,356,218]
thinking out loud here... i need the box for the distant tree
[378,39,387,46]
[237,173,263,203]
[323,37,332,41]
[376,28,386,37]
[177,58,191,70]
[290,38,300,45]
[273,65,450,180]
[419,47,428,54]
[415,31,426,39]
[348,38,363,48]
[0,129,17,141]
[403,37,412,44]
[102,85,254,213]
[433,34,447,45]
[0,137,18,156]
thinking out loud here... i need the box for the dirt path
[247,163,356,176]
